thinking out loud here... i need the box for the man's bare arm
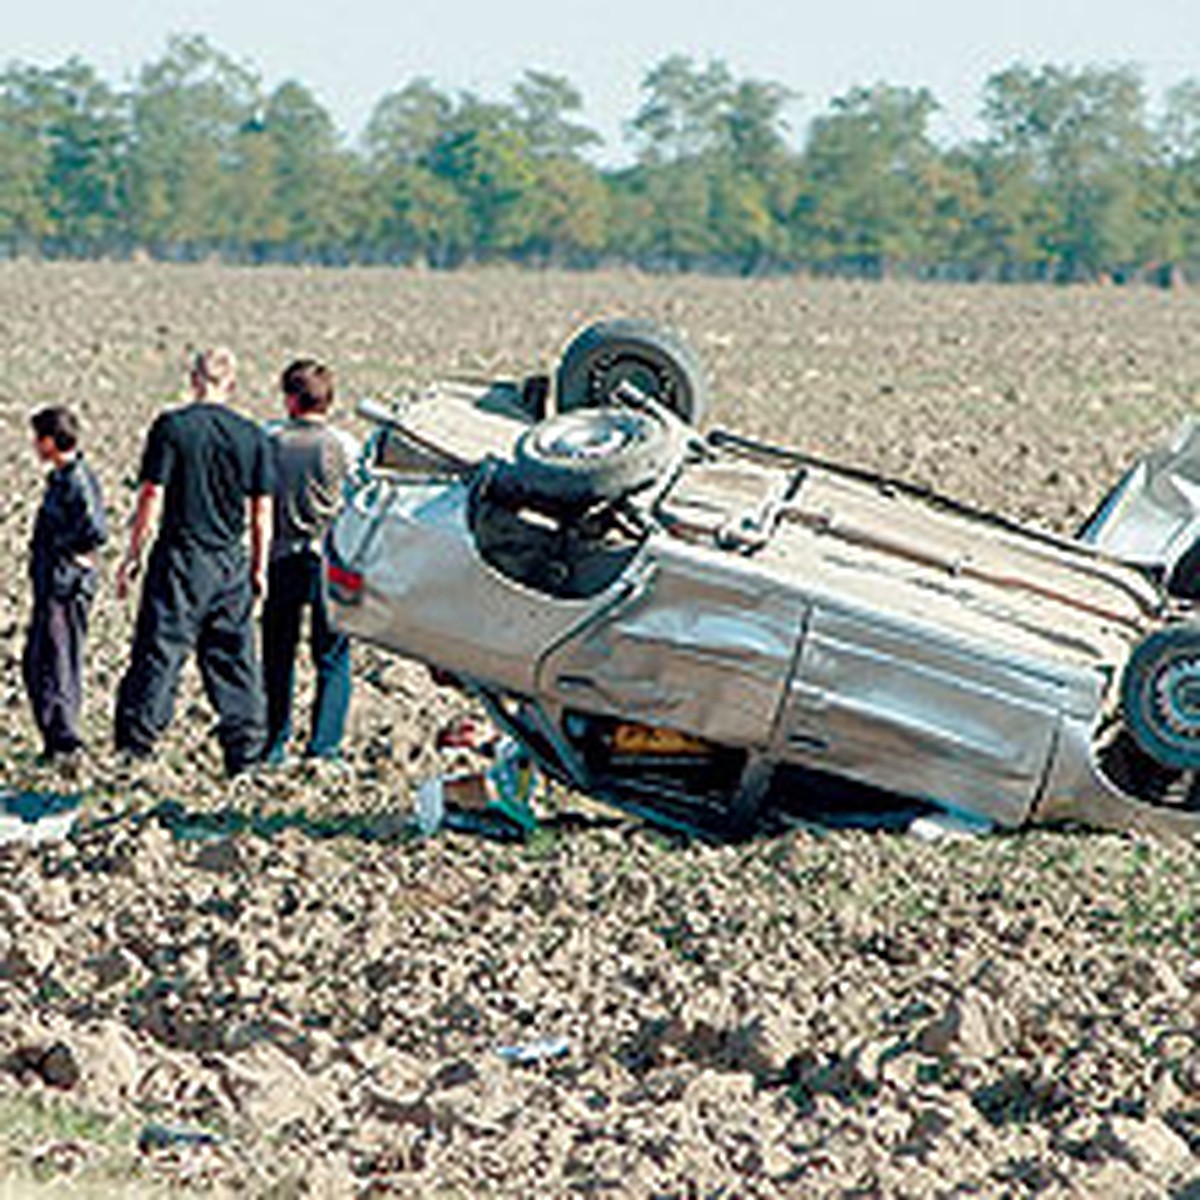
[249,493,272,598]
[117,481,162,601]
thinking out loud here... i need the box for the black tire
[1167,538,1200,599]
[556,319,708,425]
[512,407,678,510]
[1120,623,1200,770]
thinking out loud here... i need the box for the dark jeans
[114,541,265,775]
[23,583,92,757]
[261,550,351,762]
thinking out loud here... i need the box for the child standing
[24,407,107,760]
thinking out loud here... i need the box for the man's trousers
[115,542,265,775]
[23,585,91,757]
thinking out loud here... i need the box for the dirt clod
[7,1042,81,1090]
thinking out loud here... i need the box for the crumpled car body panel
[540,545,807,749]
[1080,418,1200,573]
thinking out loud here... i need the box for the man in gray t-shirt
[261,359,360,764]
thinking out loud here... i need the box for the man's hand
[249,493,272,605]
[119,481,161,602]
[116,553,140,602]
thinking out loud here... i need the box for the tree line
[4,35,1200,281]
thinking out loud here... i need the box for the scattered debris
[0,791,80,845]
[414,737,539,839]
[494,1037,570,1065]
[435,715,495,751]
[138,1124,223,1153]
[908,811,995,841]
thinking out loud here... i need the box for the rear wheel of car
[512,407,678,511]
[1120,624,1200,770]
[556,319,709,425]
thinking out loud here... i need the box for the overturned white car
[327,320,1200,838]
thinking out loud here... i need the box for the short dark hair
[31,406,80,452]
[282,359,334,414]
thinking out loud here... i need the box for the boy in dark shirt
[262,359,359,764]
[23,407,107,760]
[114,348,273,776]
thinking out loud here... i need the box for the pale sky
[7,0,1200,159]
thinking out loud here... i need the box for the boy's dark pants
[262,550,351,762]
[23,584,91,757]
[114,542,265,775]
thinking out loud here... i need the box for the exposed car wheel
[1120,624,1200,770]
[556,319,709,425]
[512,407,679,510]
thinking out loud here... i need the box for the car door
[538,540,809,748]
[780,600,1070,826]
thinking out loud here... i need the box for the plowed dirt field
[1,264,1200,1196]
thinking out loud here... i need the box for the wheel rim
[1122,626,1200,769]
[586,353,677,407]
[1150,657,1200,743]
[532,411,650,462]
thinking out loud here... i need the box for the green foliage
[717,79,796,175]
[612,161,717,267]
[261,80,350,257]
[370,162,470,265]
[796,84,941,271]
[127,34,261,253]
[427,102,540,258]
[1150,81,1200,269]
[365,78,453,169]
[629,55,734,165]
[0,59,126,251]
[512,70,601,160]
[520,155,611,263]
[0,106,51,245]
[3,39,1200,280]
[979,65,1153,279]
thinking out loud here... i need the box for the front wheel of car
[1119,623,1200,771]
[512,407,679,511]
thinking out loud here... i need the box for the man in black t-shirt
[114,348,273,775]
